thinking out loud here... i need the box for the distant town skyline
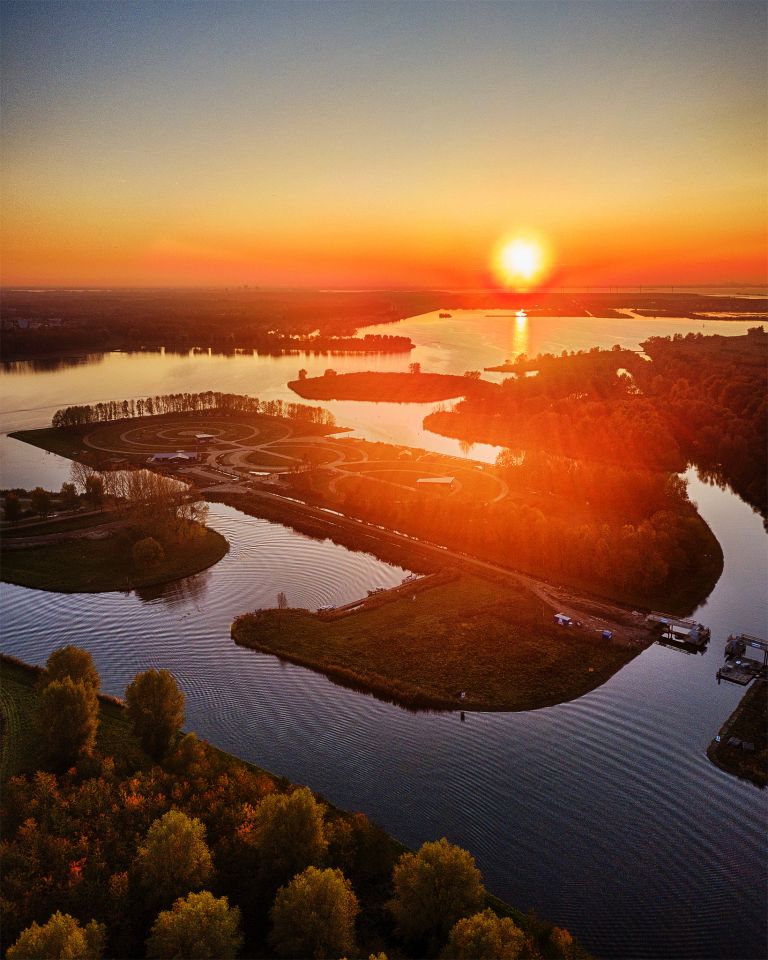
[2,0,766,288]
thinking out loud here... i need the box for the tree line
[425,383,684,472]
[2,650,582,960]
[634,329,767,517]
[51,392,336,428]
[425,331,766,516]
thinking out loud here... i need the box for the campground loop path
[80,414,509,504]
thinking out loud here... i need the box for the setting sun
[493,236,551,290]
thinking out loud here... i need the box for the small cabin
[195,433,216,443]
[416,476,455,491]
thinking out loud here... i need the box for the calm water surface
[1,313,766,959]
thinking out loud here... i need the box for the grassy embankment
[289,371,497,402]
[707,680,767,788]
[1,523,228,593]
[0,654,589,959]
[232,574,638,712]
[0,655,139,782]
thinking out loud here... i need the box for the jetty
[719,633,768,686]
[316,569,458,621]
[647,612,710,647]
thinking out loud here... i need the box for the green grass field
[1,525,228,593]
[232,574,638,711]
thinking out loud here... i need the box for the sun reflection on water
[509,309,529,359]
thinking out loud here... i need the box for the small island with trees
[1,471,227,593]
[288,367,495,403]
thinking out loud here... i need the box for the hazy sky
[2,0,766,287]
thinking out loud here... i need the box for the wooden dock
[719,658,763,685]
[647,611,710,647]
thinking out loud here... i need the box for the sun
[493,235,551,290]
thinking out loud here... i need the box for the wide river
[1,312,766,959]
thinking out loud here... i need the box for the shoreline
[707,679,767,788]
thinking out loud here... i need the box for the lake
[1,312,766,959]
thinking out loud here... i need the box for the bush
[269,866,359,959]
[131,536,165,569]
[30,487,52,518]
[146,891,242,959]
[6,911,105,959]
[4,491,22,523]
[442,908,525,959]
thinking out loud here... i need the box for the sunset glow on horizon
[1,0,766,289]
[493,236,552,292]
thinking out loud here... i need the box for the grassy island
[1,522,228,593]
[288,370,497,402]
[707,680,767,788]
[232,574,638,712]
[1,653,588,960]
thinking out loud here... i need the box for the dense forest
[426,330,767,517]
[1,652,584,960]
[426,352,683,471]
[51,392,336,428]
[282,451,721,610]
[634,330,767,516]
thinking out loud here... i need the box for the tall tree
[84,474,104,509]
[6,912,106,960]
[30,487,52,518]
[125,669,185,760]
[135,810,214,905]
[389,838,484,948]
[146,891,242,960]
[35,678,99,770]
[4,492,22,523]
[41,645,100,693]
[246,786,328,887]
[269,867,359,959]
[59,482,79,511]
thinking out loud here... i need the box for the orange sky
[2,2,766,288]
